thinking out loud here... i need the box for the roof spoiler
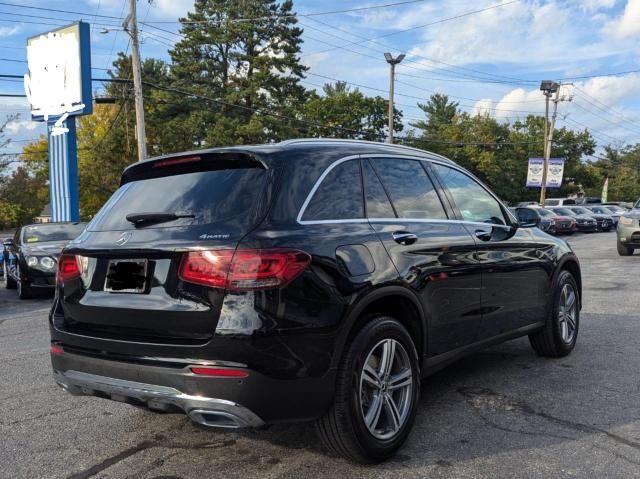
[121,151,267,185]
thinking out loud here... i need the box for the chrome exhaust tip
[188,409,248,429]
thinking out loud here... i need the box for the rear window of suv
[88,168,268,231]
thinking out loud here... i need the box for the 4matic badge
[199,233,230,240]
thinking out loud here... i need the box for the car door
[364,157,482,356]
[431,163,549,340]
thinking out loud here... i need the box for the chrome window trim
[297,153,517,227]
[300,217,514,230]
[297,154,362,224]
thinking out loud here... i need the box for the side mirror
[519,220,538,228]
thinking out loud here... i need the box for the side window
[363,160,395,218]
[433,164,507,225]
[370,158,447,219]
[302,159,364,221]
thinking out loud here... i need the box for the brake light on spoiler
[179,249,311,291]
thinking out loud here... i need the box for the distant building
[34,204,52,223]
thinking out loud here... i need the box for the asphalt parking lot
[1,231,639,479]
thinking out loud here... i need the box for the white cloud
[580,0,618,12]
[150,0,193,20]
[575,72,640,106]
[603,0,640,39]
[5,119,40,135]
[0,25,20,38]
[471,98,493,116]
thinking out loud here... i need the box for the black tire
[529,270,579,357]
[5,270,16,289]
[315,316,420,463]
[617,240,634,256]
[16,265,32,299]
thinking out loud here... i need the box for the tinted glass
[552,208,574,216]
[363,160,395,218]
[590,207,608,214]
[371,158,446,219]
[517,208,537,221]
[433,164,506,225]
[302,159,364,221]
[545,199,559,206]
[572,207,592,215]
[537,208,554,217]
[88,168,267,231]
[22,223,86,244]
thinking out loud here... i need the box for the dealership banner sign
[526,158,565,188]
[545,158,565,188]
[526,158,545,187]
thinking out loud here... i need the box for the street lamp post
[539,80,560,205]
[384,52,405,144]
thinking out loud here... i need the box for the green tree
[0,167,47,226]
[302,82,403,140]
[589,144,640,201]
[169,0,308,145]
[409,95,597,204]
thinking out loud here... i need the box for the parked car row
[510,204,618,235]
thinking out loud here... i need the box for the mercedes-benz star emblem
[115,231,132,246]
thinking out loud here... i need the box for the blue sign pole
[26,21,91,223]
[47,116,79,222]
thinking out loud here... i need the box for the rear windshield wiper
[126,211,195,226]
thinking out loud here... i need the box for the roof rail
[279,138,452,163]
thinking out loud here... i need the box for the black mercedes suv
[50,139,581,463]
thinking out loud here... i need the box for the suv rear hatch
[56,152,271,345]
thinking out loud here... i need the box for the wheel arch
[555,253,582,308]
[334,286,427,369]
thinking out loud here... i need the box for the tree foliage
[302,82,402,140]
[409,94,597,204]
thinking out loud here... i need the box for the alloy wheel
[558,283,577,343]
[359,338,413,440]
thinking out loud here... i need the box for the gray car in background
[616,208,640,256]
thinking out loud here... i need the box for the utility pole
[384,53,405,144]
[539,81,572,204]
[123,0,147,162]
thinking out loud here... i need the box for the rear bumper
[54,369,264,428]
[51,348,335,425]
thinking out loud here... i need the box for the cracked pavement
[1,231,639,478]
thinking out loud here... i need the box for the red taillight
[190,367,249,378]
[50,344,64,355]
[57,254,81,283]
[179,248,311,291]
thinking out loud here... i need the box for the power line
[298,16,530,85]
[0,1,123,20]
[301,1,524,81]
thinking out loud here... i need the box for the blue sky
[1,0,640,157]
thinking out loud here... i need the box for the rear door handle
[392,231,418,245]
[474,229,492,242]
